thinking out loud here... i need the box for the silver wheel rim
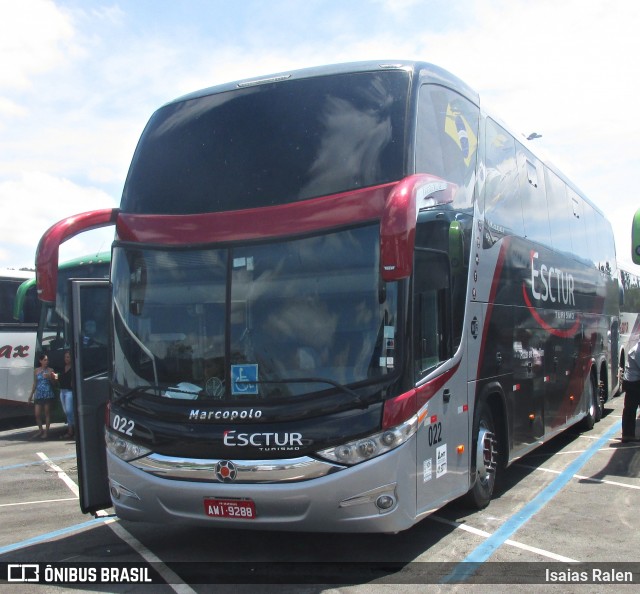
[476,424,497,485]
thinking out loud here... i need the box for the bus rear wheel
[580,373,597,431]
[464,400,499,510]
[595,380,605,422]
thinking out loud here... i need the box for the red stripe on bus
[116,185,393,245]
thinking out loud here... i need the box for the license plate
[204,498,256,519]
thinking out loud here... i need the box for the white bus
[37,61,619,531]
[0,269,39,420]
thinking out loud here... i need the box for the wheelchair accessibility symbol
[231,364,259,395]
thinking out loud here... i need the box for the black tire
[580,373,597,431]
[463,400,499,510]
[595,379,604,422]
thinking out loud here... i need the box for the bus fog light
[376,495,395,510]
[109,479,140,500]
[340,483,397,508]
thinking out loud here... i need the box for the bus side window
[544,169,574,256]
[484,118,523,244]
[517,145,551,248]
[416,84,479,210]
[413,248,452,381]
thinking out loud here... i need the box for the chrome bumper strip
[130,453,343,483]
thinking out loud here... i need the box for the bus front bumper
[106,443,418,533]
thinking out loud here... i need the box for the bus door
[70,279,111,514]
[413,248,469,511]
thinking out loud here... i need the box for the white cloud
[0,97,27,120]
[0,0,76,90]
[0,0,638,272]
[0,171,116,268]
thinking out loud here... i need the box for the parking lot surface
[1,393,639,592]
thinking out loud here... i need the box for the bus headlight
[105,428,151,461]
[316,415,417,465]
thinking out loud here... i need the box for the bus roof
[165,60,603,220]
[0,269,33,281]
[171,60,479,107]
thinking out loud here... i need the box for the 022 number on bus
[112,414,134,436]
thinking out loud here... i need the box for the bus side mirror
[632,208,640,265]
[36,208,118,303]
[380,174,456,282]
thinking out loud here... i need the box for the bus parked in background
[14,253,110,371]
[36,61,619,532]
[632,209,640,265]
[0,269,39,421]
[618,267,640,377]
[4,255,110,422]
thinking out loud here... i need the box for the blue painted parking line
[0,516,109,556]
[0,454,75,472]
[442,420,622,583]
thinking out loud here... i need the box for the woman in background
[28,353,58,439]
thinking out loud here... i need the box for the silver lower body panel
[107,440,418,533]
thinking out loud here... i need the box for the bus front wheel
[464,400,499,510]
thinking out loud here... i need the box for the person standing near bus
[622,341,640,442]
[28,353,58,439]
[57,350,74,439]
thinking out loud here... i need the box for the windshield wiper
[111,383,189,405]
[237,377,373,409]
[111,378,387,410]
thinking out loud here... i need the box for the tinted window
[567,188,589,260]
[121,71,410,214]
[416,85,479,209]
[517,145,551,247]
[111,225,398,400]
[593,211,616,276]
[77,285,110,379]
[582,204,601,269]
[0,279,21,323]
[545,170,573,255]
[483,118,523,243]
[21,285,41,324]
[413,249,451,381]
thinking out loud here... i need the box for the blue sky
[1,0,639,269]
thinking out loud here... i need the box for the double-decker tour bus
[35,61,619,532]
[0,269,39,420]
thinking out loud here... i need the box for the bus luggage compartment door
[70,279,112,514]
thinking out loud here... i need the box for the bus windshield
[120,70,409,214]
[112,224,398,400]
[5,272,38,325]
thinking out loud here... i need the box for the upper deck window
[121,71,410,215]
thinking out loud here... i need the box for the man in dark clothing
[622,341,640,442]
